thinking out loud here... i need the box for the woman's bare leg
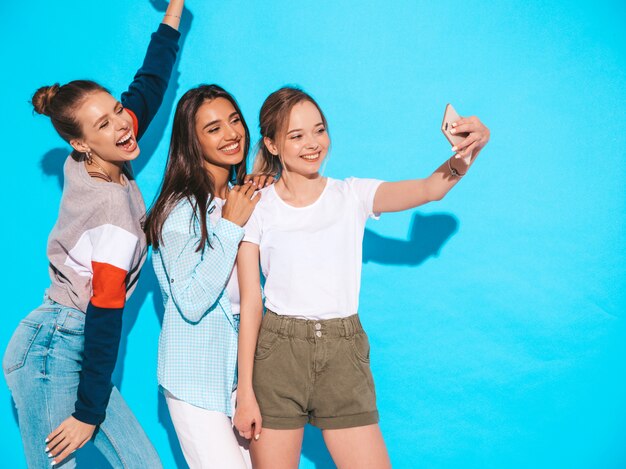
[250,427,305,469]
[323,424,391,469]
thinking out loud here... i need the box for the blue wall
[2,1,625,467]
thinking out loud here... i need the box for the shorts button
[315,323,321,330]
[316,330,322,338]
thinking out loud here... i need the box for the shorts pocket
[255,330,283,361]
[349,332,371,364]
[2,320,42,375]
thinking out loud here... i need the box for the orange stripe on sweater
[91,261,127,309]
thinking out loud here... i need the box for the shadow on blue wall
[40,147,70,189]
[364,212,458,266]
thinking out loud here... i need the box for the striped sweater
[46,23,180,425]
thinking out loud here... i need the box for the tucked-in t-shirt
[210,197,240,315]
[243,177,383,320]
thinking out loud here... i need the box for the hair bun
[32,84,60,116]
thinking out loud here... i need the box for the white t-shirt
[210,198,240,315]
[243,177,383,320]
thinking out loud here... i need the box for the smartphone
[441,103,471,164]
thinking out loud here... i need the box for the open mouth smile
[116,130,137,152]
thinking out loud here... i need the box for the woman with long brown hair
[2,2,185,467]
[144,84,270,468]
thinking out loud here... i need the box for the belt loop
[342,318,352,338]
[278,316,287,337]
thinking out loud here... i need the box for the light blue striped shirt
[153,197,244,416]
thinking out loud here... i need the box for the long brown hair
[253,86,328,176]
[145,85,249,251]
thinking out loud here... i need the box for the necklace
[85,154,113,183]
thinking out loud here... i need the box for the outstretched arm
[373,115,490,213]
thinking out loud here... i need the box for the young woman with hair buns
[2,1,185,467]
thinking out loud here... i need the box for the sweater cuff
[72,408,104,426]
[156,22,182,41]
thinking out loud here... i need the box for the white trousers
[165,390,251,469]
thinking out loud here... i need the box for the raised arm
[233,241,265,441]
[161,0,184,30]
[373,115,490,213]
[120,0,184,139]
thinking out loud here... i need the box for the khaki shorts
[252,310,379,430]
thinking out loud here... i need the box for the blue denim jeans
[3,300,162,468]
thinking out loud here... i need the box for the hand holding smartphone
[441,103,471,165]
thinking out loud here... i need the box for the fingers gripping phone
[441,103,471,164]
